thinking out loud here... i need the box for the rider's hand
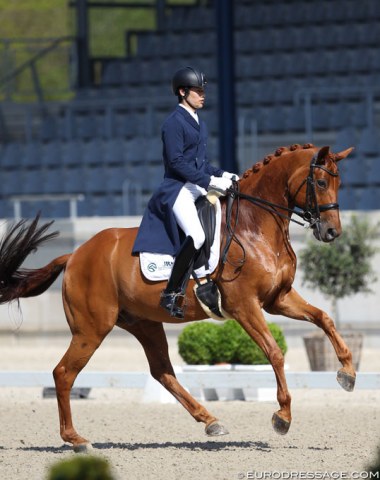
[222,171,239,181]
[208,175,233,195]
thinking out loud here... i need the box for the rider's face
[180,87,205,111]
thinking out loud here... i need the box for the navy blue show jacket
[132,105,224,256]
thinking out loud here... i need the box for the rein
[221,153,339,267]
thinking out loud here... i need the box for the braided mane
[242,143,316,178]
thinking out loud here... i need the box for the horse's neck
[220,164,294,251]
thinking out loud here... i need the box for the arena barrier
[0,370,379,403]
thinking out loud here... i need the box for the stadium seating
[2,0,380,216]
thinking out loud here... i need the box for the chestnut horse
[0,143,355,452]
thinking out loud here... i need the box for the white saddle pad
[140,200,222,281]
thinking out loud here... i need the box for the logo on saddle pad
[147,261,174,273]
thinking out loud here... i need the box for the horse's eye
[317,179,327,188]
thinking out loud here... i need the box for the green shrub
[178,320,287,365]
[367,447,380,476]
[47,455,115,480]
[177,322,220,365]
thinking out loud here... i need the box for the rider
[132,66,238,319]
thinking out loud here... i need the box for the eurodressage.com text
[237,472,379,479]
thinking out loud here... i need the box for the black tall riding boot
[160,236,198,319]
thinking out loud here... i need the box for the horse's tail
[0,214,70,304]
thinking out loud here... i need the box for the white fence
[0,370,379,389]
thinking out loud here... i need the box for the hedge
[178,319,287,365]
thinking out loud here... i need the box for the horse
[0,143,355,452]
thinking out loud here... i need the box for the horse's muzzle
[313,224,340,242]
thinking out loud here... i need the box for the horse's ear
[334,147,355,162]
[315,146,330,165]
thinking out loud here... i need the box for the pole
[76,0,91,88]
[215,0,238,174]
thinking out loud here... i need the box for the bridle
[221,152,340,267]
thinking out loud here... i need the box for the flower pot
[303,331,363,371]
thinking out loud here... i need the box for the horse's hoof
[337,370,356,392]
[73,442,93,453]
[272,413,291,435]
[206,421,229,436]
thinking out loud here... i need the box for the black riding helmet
[172,66,207,95]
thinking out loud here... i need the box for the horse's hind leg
[118,317,228,436]
[268,287,356,391]
[53,330,110,451]
[53,309,114,451]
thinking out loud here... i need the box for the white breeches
[173,182,206,250]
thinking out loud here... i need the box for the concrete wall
[0,211,379,334]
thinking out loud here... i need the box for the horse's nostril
[327,228,338,239]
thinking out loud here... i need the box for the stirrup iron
[160,291,186,319]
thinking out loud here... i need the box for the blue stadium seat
[285,105,306,132]
[64,166,85,193]
[1,171,22,195]
[84,166,106,194]
[38,115,59,143]
[0,200,14,219]
[329,103,352,131]
[338,187,357,210]
[1,142,24,169]
[126,137,146,163]
[145,137,162,162]
[102,62,125,86]
[312,103,332,131]
[334,128,357,152]
[41,141,62,168]
[47,201,70,218]
[104,138,127,165]
[339,155,367,187]
[366,157,380,185]
[43,169,64,194]
[21,201,47,219]
[106,165,129,192]
[349,102,368,129]
[82,139,105,166]
[264,106,287,133]
[22,142,43,168]
[62,140,83,167]
[76,113,99,141]
[356,186,380,210]
[89,194,114,216]
[357,127,380,156]
[137,33,161,59]
[22,170,45,195]
[114,112,139,139]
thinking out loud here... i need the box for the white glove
[208,175,233,195]
[222,171,239,181]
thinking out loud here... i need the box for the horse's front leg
[234,303,292,435]
[268,287,356,390]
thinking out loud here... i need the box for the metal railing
[294,85,380,139]
[8,193,85,220]
[0,37,76,103]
